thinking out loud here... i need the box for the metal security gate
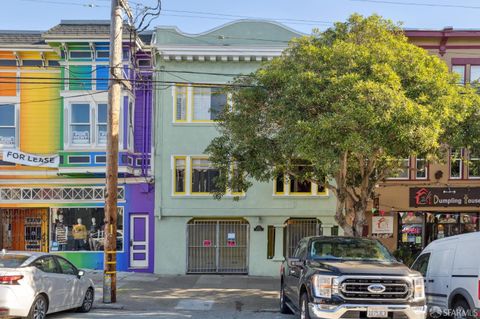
[284,218,322,258]
[187,219,249,274]
[0,208,49,252]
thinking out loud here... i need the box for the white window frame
[450,148,463,180]
[172,85,229,124]
[96,103,108,146]
[415,158,428,180]
[127,99,135,152]
[170,155,244,197]
[386,158,410,180]
[65,97,123,150]
[468,150,480,179]
[69,50,92,60]
[0,103,19,149]
[69,102,92,147]
[452,65,466,85]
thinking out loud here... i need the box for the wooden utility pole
[104,0,123,304]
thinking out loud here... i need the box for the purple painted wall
[124,182,155,273]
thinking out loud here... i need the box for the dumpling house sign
[410,187,480,207]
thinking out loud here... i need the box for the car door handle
[428,279,434,283]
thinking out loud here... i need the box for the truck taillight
[0,275,23,285]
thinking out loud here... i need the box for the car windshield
[0,254,29,268]
[309,238,396,262]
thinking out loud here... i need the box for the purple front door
[129,214,148,268]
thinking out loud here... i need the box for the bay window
[0,104,16,148]
[68,102,115,148]
[97,103,107,145]
[70,103,91,145]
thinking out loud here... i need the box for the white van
[411,232,480,319]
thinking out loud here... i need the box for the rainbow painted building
[0,21,154,272]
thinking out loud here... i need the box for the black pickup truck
[280,236,427,319]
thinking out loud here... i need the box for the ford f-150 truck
[280,236,427,319]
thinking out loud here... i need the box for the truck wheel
[452,298,473,319]
[280,283,291,314]
[299,293,311,319]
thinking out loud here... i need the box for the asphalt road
[48,309,293,319]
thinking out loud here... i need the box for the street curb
[93,303,125,310]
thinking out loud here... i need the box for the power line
[350,0,480,10]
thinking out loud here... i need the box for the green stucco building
[153,20,340,276]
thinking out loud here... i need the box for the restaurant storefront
[372,186,480,252]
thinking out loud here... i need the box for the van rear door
[426,248,455,310]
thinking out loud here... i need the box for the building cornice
[156,45,286,62]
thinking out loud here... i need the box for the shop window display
[50,208,123,252]
[425,212,479,244]
[399,212,424,255]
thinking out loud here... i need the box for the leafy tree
[206,14,479,236]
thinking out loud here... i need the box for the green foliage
[206,14,480,235]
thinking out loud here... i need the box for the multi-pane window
[175,86,187,121]
[97,103,107,145]
[68,103,115,148]
[275,171,327,196]
[290,175,312,194]
[172,156,245,196]
[469,151,480,178]
[191,158,220,193]
[450,148,462,179]
[388,159,410,179]
[0,104,16,148]
[452,65,466,84]
[470,65,480,85]
[70,104,91,145]
[127,101,134,151]
[193,87,226,121]
[173,85,227,122]
[415,158,427,179]
[174,157,186,193]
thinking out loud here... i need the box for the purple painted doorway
[129,214,149,268]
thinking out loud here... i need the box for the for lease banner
[2,149,59,168]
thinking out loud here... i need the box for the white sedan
[0,251,94,319]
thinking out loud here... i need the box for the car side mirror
[77,270,85,279]
[288,257,304,267]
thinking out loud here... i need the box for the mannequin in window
[54,214,68,251]
[88,217,99,251]
[72,218,87,250]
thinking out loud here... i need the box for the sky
[2,0,480,34]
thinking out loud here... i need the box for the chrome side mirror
[77,270,85,279]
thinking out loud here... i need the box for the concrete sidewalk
[85,271,283,315]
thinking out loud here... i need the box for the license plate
[367,306,388,318]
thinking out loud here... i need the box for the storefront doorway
[186,219,249,274]
[0,208,49,252]
[398,211,479,252]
